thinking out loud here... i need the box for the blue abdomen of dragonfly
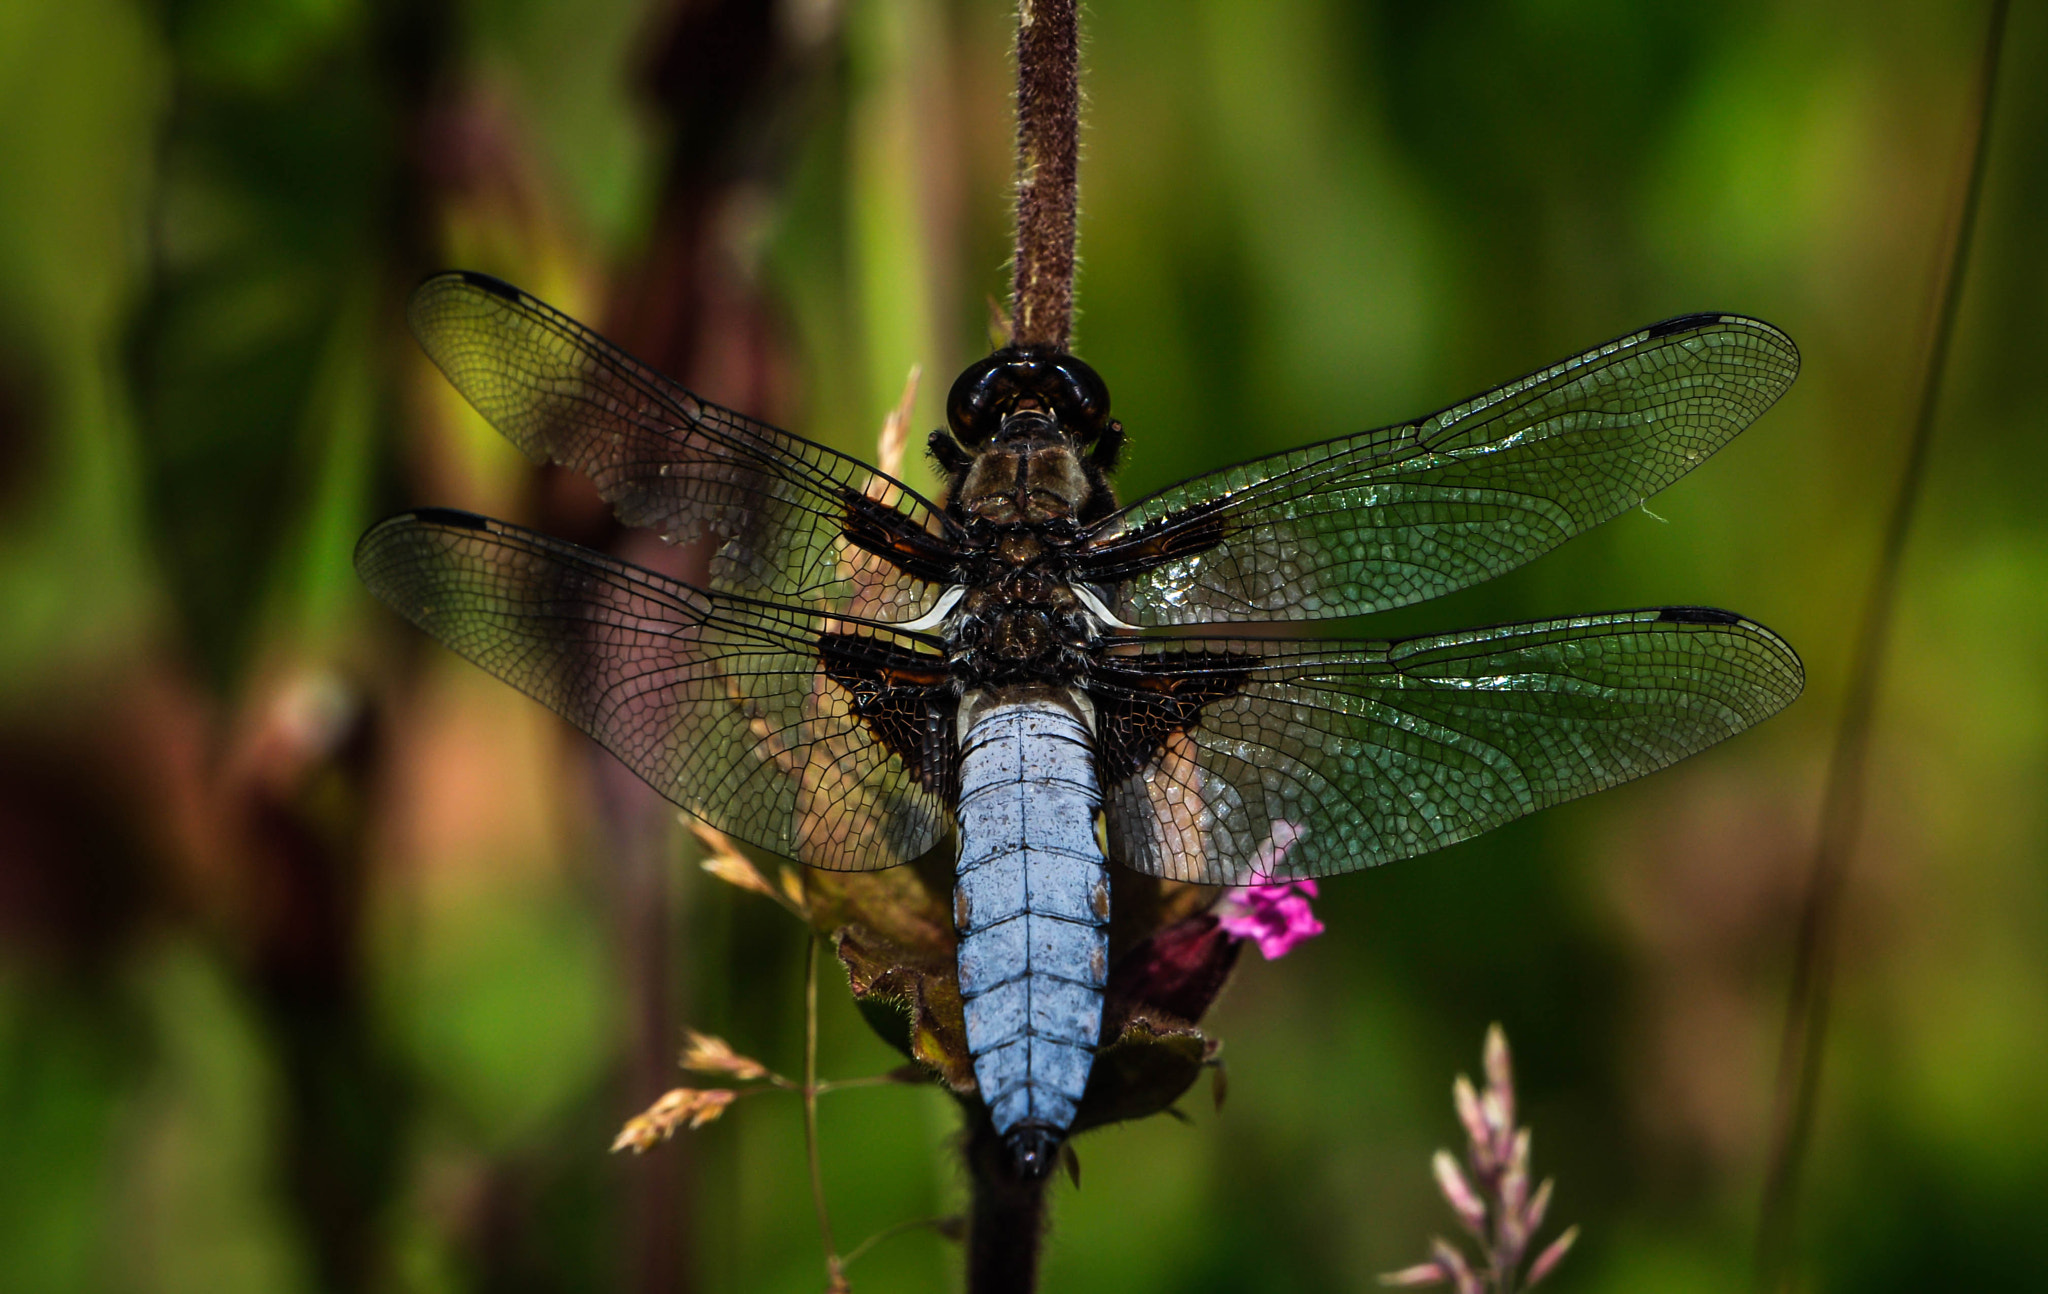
[953,696,1110,1173]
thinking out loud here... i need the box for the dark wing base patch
[1077,500,1231,586]
[819,634,958,802]
[1089,650,1255,786]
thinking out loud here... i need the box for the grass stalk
[1753,2,2010,1285]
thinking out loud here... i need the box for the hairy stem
[1753,1,2009,1286]
[1010,0,1079,350]
[965,1119,1051,1294]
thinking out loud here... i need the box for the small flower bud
[1501,1128,1532,1218]
[1429,1238,1483,1294]
[684,1088,735,1128]
[1498,1181,1530,1268]
[694,825,775,895]
[1478,1089,1516,1175]
[873,365,920,479]
[609,1086,737,1152]
[1523,1177,1554,1238]
[700,850,774,897]
[1432,1150,1487,1235]
[1483,1022,1514,1127]
[1479,1088,1508,1144]
[1217,872,1325,960]
[1376,1262,1449,1287]
[1525,1224,1579,1287]
[680,1030,771,1082]
[778,865,810,917]
[1498,1215,1528,1272]
[1453,1075,1492,1168]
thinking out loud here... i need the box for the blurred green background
[2,0,2043,1290]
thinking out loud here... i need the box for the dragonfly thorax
[947,574,1098,686]
[954,435,1100,527]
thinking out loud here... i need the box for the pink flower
[1217,878,1324,960]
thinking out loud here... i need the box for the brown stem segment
[966,1117,1051,1294]
[1010,0,1079,350]
[1752,0,2009,1287]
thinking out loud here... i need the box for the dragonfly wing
[1081,316,1798,625]
[408,273,956,621]
[1092,609,1802,884]
[356,508,956,871]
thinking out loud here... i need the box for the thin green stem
[1754,1,2009,1287]
[802,935,837,1269]
[741,1071,901,1097]
[814,1074,907,1096]
[841,1215,963,1270]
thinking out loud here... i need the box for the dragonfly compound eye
[946,347,1114,448]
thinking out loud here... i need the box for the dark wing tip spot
[454,270,524,302]
[1643,313,1728,340]
[1657,605,1743,625]
[411,506,492,530]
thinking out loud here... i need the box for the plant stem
[965,1118,1051,1294]
[814,1074,907,1095]
[1753,1,2008,1287]
[802,935,838,1268]
[841,1215,963,1271]
[1010,0,1079,350]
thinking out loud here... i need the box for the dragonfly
[357,272,1803,1175]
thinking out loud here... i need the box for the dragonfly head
[946,347,1120,468]
[936,347,1125,526]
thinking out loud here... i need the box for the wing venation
[1092,609,1803,884]
[408,273,952,620]
[355,509,954,871]
[1082,316,1798,625]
